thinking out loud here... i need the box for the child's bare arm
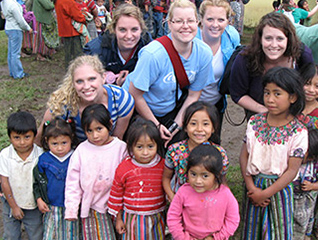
[240,143,271,206]
[162,166,175,202]
[263,156,302,199]
[239,143,256,191]
[1,176,24,220]
[116,210,126,234]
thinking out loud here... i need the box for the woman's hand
[158,124,172,145]
[116,70,129,86]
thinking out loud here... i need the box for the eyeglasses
[170,19,198,26]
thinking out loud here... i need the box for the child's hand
[302,180,313,191]
[248,187,271,206]
[116,218,126,234]
[166,192,175,202]
[12,206,24,220]
[37,198,50,213]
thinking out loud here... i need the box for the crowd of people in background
[2,0,318,239]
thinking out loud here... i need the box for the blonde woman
[123,0,213,144]
[197,0,240,140]
[36,55,134,144]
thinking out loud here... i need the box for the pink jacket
[65,138,127,219]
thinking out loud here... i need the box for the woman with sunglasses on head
[123,0,214,145]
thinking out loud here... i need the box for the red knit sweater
[108,155,166,216]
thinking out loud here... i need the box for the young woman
[123,0,214,144]
[197,0,240,138]
[36,55,134,144]
[229,12,313,119]
[84,3,152,86]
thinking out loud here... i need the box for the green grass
[0,31,7,66]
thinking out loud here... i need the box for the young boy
[0,111,43,240]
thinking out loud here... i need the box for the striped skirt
[121,211,166,240]
[33,21,56,57]
[43,205,80,240]
[81,209,116,240]
[241,174,294,240]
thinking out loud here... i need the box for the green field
[245,0,318,27]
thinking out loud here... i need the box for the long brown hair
[243,12,301,76]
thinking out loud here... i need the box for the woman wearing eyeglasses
[123,0,214,145]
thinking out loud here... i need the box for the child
[240,67,308,240]
[33,117,79,239]
[96,0,111,34]
[73,0,93,47]
[162,101,229,201]
[293,128,318,240]
[107,117,166,239]
[167,144,240,240]
[0,111,43,239]
[301,63,318,117]
[64,103,127,239]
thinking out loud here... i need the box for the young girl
[107,117,166,239]
[33,117,79,239]
[64,103,127,239]
[293,128,318,240]
[167,144,240,240]
[240,67,308,240]
[162,101,229,201]
[301,63,318,117]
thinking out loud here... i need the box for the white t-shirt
[199,46,224,104]
[0,144,43,209]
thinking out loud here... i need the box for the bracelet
[157,123,161,129]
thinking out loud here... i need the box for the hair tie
[66,119,72,124]
[44,121,50,126]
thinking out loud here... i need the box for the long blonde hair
[47,55,105,117]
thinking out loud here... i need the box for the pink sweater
[65,138,127,219]
[167,183,240,240]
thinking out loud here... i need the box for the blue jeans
[2,197,43,240]
[5,30,26,79]
[152,11,164,39]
